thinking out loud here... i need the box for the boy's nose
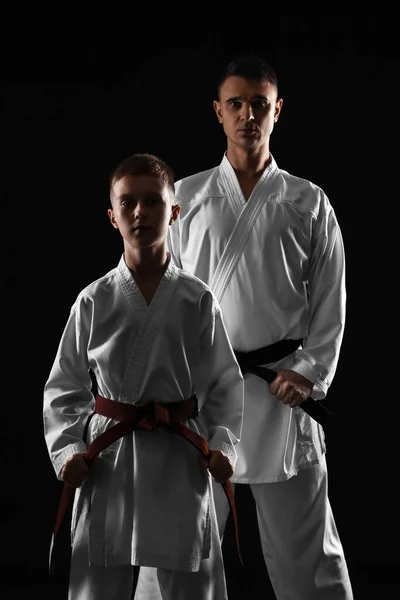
[133,203,147,219]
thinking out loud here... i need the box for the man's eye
[253,100,267,109]
[228,101,241,108]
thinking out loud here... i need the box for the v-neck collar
[219,152,279,218]
[116,253,180,402]
[116,252,177,311]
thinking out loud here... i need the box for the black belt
[234,339,332,428]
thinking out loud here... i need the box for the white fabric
[168,153,346,483]
[212,455,353,600]
[68,479,228,600]
[43,254,244,571]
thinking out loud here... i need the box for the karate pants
[214,453,354,600]
[68,487,228,600]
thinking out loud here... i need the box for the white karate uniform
[43,254,244,600]
[163,153,353,599]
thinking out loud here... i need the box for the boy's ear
[108,208,119,229]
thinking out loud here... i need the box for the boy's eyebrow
[117,193,134,201]
[117,191,163,201]
[225,94,268,103]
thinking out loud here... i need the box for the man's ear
[108,208,119,229]
[213,100,223,124]
[274,98,283,123]
[170,204,180,224]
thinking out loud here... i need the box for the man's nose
[240,103,255,121]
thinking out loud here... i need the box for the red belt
[50,394,243,574]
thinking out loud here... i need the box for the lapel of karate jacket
[210,154,281,304]
[116,254,179,403]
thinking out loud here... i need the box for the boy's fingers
[199,455,209,468]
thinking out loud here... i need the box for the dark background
[1,13,398,599]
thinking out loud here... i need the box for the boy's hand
[61,452,89,488]
[199,449,233,484]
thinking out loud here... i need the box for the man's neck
[226,146,271,180]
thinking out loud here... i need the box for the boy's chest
[136,280,162,306]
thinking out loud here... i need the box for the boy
[43,153,244,600]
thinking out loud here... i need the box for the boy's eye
[119,196,162,207]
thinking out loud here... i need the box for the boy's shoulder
[173,264,220,308]
[74,267,118,305]
[175,264,212,291]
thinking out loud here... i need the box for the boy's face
[108,175,180,250]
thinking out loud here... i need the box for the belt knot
[138,402,171,430]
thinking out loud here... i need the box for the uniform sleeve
[167,219,182,268]
[196,291,244,468]
[43,298,95,479]
[166,182,183,268]
[292,196,346,399]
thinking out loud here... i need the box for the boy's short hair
[109,153,175,198]
[217,54,279,98]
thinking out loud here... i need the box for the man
[166,54,354,599]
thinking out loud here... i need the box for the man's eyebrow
[225,94,268,103]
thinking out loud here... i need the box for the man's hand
[61,452,89,488]
[269,369,313,408]
[199,449,233,484]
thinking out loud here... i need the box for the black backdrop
[1,13,398,599]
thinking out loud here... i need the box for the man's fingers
[270,377,305,406]
[269,378,279,395]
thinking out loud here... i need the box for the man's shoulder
[174,165,219,203]
[280,167,324,195]
[278,166,332,215]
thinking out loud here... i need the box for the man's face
[213,76,283,150]
[108,175,179,249]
